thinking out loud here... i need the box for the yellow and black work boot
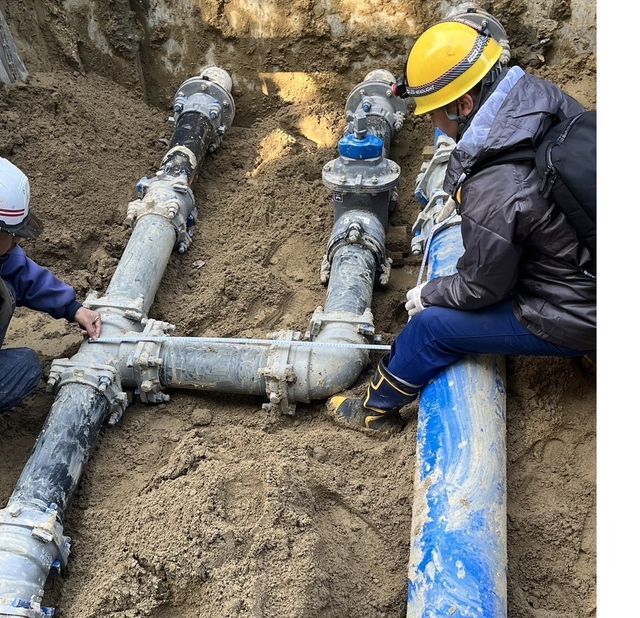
[326,355,419,438]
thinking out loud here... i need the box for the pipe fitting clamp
[306,306,375,340]
[258,330,300,416]
[126,175,196,253]
[47,360,128,426]
[126,318,175,404]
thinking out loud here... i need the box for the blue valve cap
[338,133,384,160]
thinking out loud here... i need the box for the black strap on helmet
[393,18,499,103]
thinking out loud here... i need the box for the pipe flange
[345,72,407,136]
[171,68,235,133]
[127,318,175,404]
[322,154,400,194]
[258,330,300,416]
[126,175,196,253]
[46,360,128,426]
[305,307,375,341]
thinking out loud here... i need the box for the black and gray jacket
[420,66,596,351]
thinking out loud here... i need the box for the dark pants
[0,279,42,413]
[387,299,586,387]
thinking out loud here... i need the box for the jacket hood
[444,66,584,193]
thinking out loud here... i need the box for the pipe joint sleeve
[126,175,196,254]
[46,361,127,426]
[257,330,301,416]
[83,292,146,322]
[412,132,457,254]
[0,503,69,617]
[170,68,235,135]
[306,306,375,341]
[323,210,391,286]
[345,70,407,140]
[126,318,175,404]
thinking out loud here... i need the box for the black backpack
[465,111,597,270]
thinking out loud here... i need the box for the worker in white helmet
[0,157,102,413]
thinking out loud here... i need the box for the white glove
[405,282,427,318]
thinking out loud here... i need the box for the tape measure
[90,336,392,352]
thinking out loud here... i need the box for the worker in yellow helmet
[393,19,504,128]
[327,18,595,437]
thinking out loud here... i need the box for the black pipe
[162,111,217,182]
[324,245,377,315]
[10,384,109,513]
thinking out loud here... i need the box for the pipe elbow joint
[288,320,371,403]
[305,343,369,401]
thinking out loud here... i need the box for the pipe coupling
[257,330,301,416]
[83,292,145,323]
[126,318,175,404]
[412,133,457,255]
[323,211,391,286]
[170,67,235,134]
[46,360,128,426]
[344,70,407,137]
[0,503,69,617]
[126,174,196,254]
[305,306,375,340]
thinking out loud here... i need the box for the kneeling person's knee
[0,348,43,412]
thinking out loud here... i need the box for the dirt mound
[0,1,596,616]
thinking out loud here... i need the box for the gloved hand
[405,282,427,318]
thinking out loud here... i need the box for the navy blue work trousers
[387,299,586,387]
[0,285,42,413]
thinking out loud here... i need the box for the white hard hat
[0,157,42,239]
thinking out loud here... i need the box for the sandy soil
[0,1,596,616]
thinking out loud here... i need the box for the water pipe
[405,131,508,616]
[0,66,235,618]
[0,68,406,615]
[138,70,407,415]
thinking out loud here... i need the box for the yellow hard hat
[395,20,503,116]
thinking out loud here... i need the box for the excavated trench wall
[1,1,596,616]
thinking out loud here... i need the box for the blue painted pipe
[406,142,507,617]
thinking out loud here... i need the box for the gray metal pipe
[9,384,109,513]
[104,215,177,315]
[161,341,269,395]
[0,66,235,617]
[0,384,107,617]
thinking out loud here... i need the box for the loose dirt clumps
[1,1,595,616]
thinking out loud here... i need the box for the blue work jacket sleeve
[0,246,82,322]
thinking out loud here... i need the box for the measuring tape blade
[89,336,392,352]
